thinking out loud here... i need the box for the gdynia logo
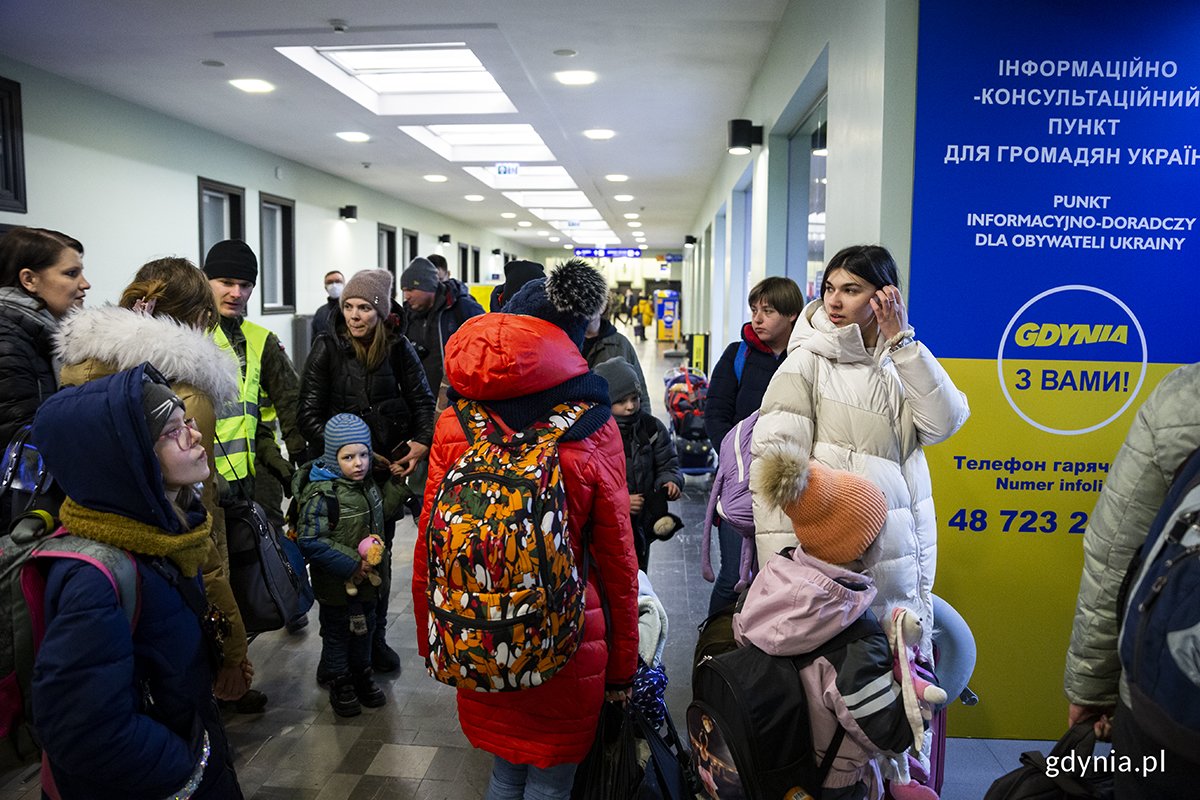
[998,285,1146,436]
[1014,323,1128,347]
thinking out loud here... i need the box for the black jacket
[704,322,787,446]
[298,318,437,461]
[616,411,682,535]
[0,288,58,446]
[311,298,339,343]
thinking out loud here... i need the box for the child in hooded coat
[31,363,242,799]
[593,356,682,571]
[734,441,917,800]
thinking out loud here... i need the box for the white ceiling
[0,0,789,252]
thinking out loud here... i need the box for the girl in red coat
[412,260,640,799]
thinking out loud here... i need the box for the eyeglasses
[158,418,200,451]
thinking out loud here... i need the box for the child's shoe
[354,668,387,708]
[329,674,361,717]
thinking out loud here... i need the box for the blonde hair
[121,257,218,330]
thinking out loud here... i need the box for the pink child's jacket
[733,547,914,797]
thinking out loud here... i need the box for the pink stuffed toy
[885,606,947,800]
[345,534,384,597]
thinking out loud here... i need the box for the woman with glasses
[54,257,257,705]
[31,365,244,798]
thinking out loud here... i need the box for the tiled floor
[0,323,1055,799]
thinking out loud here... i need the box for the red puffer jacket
[411,314,640,768]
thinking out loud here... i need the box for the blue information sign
[573,248,644,258]
[909,0,1200,740]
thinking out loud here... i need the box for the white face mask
[326,281,344,300]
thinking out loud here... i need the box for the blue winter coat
[29,365,239,799]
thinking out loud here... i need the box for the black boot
[372,638,401,673]
[329,674,360,717]
[354,668,387,708]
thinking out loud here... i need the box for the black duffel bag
[224,498,313,634]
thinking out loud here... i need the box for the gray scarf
[0,286,63,373]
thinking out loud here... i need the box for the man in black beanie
[398,256,484,413]
[205,239,310,703]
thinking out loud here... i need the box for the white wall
[690,0,920,337]
[0,55,532,348]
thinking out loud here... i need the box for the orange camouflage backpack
[425,399,590,691]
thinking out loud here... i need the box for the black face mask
[615,413,639,431]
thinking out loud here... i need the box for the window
[0,76,27,214]
[402,228,418,267]
[457,243,469,282]
[258,193,295,313]
[198,178,245,263]
[378,223,397,281]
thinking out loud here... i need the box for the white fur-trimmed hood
[55,305,240,403]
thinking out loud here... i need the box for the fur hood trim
[55,305,240,403]
[749,441,811,510]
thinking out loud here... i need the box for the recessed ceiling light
[583,129,615,140]
[423,174,448,182]
[555,70,597,86]
[628,221,642,228]
[563,244,573,249]
[517,221,533,227]
[553,49,577,57]
[614,194,634,202]
[464,194,485,202]
[549,236,561,242]
[229,79,275,93]
[537,230,550,237]
[604,174,629,182]
[501,212,517,219]
[623,213,639,219]
[336,131,371,143]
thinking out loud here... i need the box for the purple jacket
[733,548,913,795]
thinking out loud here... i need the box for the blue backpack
[1118,444,1200,755]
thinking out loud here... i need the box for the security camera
[330,19,349,33]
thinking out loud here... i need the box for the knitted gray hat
[203,240,258,284]
[594,356,641,404]
[503,259,609,349]
[142,380,185,441]
[343,268,393,319]
[400,257,440,293]
[323,413,372,466]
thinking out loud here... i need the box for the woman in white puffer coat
[751,245,969,657]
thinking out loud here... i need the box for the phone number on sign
[948,508,1090,534]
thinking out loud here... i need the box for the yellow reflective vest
[212,320,269,481]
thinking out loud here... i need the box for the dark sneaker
[219,688,268,714]
[372,640,401,673]
[354,669,387,708]
[330,675,361,718]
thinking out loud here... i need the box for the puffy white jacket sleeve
[888,341,969,447]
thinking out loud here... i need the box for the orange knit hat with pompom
[750,442,888,564]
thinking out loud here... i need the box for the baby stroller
[663,365,716,478]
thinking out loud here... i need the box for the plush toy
[345,534,384,597]
[884,606,947,800]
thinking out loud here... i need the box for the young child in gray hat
[593,356,683,571]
